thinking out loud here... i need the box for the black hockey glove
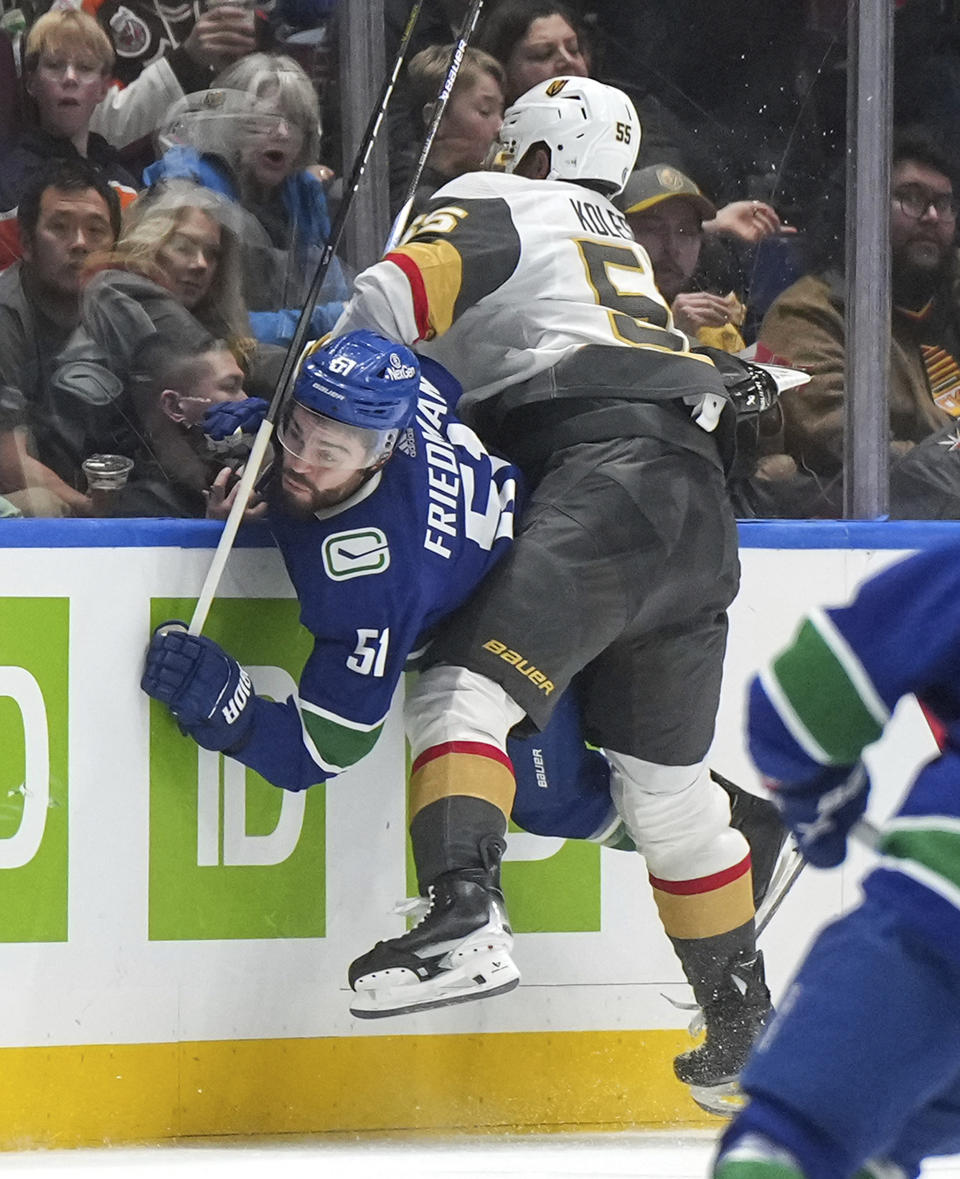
[693,347,785,417]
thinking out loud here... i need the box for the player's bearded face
[276,404,378,516]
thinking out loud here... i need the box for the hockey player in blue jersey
[713,541,960,1179]
[140,329,639,994]
[141,330,526,792]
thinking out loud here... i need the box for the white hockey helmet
[490,76,640,196]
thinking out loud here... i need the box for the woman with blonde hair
[107,180,250,345]
[77,179,281,405]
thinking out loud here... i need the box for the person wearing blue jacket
[145,54,349,343]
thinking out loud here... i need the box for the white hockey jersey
[334,170,718,417]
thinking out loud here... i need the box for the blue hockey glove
[141,622,255,752]
[202,397,269,441]
[768,762,870,868]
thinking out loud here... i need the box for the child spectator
[391,43,505,217]
[0,10,139,265]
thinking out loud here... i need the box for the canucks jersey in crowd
[716,540,960,1179]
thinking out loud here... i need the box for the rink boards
[0,518,949,1147]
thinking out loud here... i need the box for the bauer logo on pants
[0,598,69,942]
[147,597,324,941]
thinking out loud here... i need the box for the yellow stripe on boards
[0,1030,714,1148]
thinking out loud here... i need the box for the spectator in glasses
[755,125,960,516]
[145,53,349,344]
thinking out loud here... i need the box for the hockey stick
[755,842,805,938]
[755,818,884,938]
[187,0,426,636]
[382,0,485,253]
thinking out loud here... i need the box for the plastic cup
[82,454,134,516]
[82,454,134,491]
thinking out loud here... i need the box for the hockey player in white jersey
[334,77,774,1111]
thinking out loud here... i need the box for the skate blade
[687,1079,747,1117]
[350,949,520,1019]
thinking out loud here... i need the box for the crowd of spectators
[0,0,958,519]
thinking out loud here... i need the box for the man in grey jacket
[0,159,120,515]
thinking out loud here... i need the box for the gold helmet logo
[545,78,569,97]
[656,166,687,192]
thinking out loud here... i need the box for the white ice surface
[1,1133,959,1178]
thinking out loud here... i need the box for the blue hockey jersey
[748,538,960,968]
[733,544,960,1179]
[229,363,520,791]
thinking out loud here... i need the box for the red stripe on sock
[386,252,430,341]
[649,853,752,896]
[412,741,514,776]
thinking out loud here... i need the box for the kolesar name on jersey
[569,199,633,241]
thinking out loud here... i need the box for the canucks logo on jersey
[321,529,391,580]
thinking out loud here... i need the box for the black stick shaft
[383,0,485,254]
[268,0,427,424]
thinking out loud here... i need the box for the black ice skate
[348,866,520,1018]
[674,948,772,1116]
